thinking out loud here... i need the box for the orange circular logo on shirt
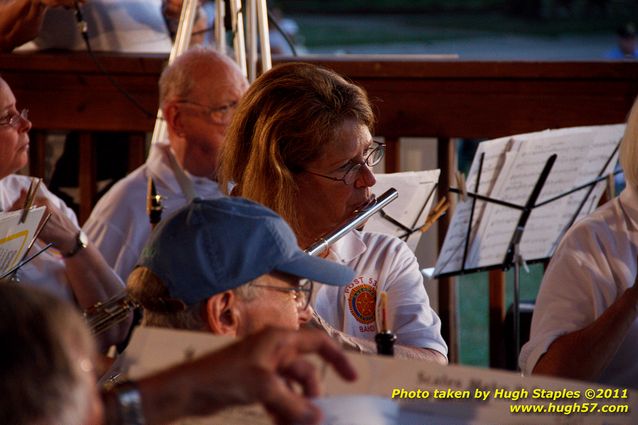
[348,284,376,324]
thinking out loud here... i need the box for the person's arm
[0,0,79,52]
[533,280,638,381]
[11,190,130,347]
[104,328,357,425]
[305,308,447,363]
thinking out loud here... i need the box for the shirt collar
[327,230,367,264]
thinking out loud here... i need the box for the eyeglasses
[175,100,237,124]
[251,278,314,311]
[305,140,385,185]
[0,109,29,130]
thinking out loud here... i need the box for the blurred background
[267,0,638,59]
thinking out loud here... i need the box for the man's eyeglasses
[305,140,385,185]
[175,100,237,125]
[0,109,29,130]
[251,278,314,311]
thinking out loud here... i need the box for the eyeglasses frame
[305,140,386,185]
[174,100,237,124]
[0,109,29,130]
[251,278,314,311]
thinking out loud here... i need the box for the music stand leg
[513,243,521,371]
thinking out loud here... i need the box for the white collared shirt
[84,140,224,281]
[15,0,171,53]
[313,230,448,356]
[520,185,638,388]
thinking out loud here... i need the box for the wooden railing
[3,51,637,364]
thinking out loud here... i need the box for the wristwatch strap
[62,230,87,258]
[112,381,145,425]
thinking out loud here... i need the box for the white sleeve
[519,229,618,374]
[384,239,448,356]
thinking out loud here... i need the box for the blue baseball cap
[137,197,355,305]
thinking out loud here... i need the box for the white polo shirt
[84,140,224,282]
[314,230,448,356]
[520,186,638,388]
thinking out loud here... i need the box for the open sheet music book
[434,124,625,277]
[366,170,440,252]
[119,327,636,425]
[0,206,46,276]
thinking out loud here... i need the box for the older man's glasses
[175,100,237,125]
[305,140,385,185]
[0,109,29,130]
[251,278,314,311]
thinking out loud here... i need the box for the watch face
[79,230,89,247]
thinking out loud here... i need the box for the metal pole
[246,0,258,81]
[151,0,199,145]
[215,0,226,54]
[256,0,271,72]
[229,0,247,77]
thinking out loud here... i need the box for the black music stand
[378,183,438,241]
[435,140,620,366]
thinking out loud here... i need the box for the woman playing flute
[219,62,447,362]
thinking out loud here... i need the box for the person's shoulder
[1,174,32,190]
[559,196,622,246]
[89,165,148,218]
[101,165,148,200]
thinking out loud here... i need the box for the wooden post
[127,133,147,173]
[384,137,400,173]
[489,269,506,367]
[437,136,458,363]
[28,130,48,179]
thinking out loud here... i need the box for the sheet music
[548,124,625,254]
[366,170,440,251]
[117,327,636,425]
[435,124,625,275]
[0,206,46,275]
[470,129,592,266]
[318,350,638,425]
[119,327,271,425]
[434,137,515,275]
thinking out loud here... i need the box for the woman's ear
[205,291,240,336]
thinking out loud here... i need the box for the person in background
[0,283,357,425]
[0,0,81,51]
[84,46,248,282]
[2,0,174,53]
[219,62,447,362]
[127,196,356,336]
[0,75,127,348]
[604,22,638,59]
[520,96,638,389]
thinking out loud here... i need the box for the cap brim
[276,252,355,286]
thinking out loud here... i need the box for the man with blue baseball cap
[127,196,355,336]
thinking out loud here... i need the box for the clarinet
[84,177,164,335]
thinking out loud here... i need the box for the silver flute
[85,187,398,335]
[305,188,398,256]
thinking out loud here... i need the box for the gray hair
[158,45,240,106]
[620,96,638,189]
[0,284,95,425]
[127,267,260,331]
